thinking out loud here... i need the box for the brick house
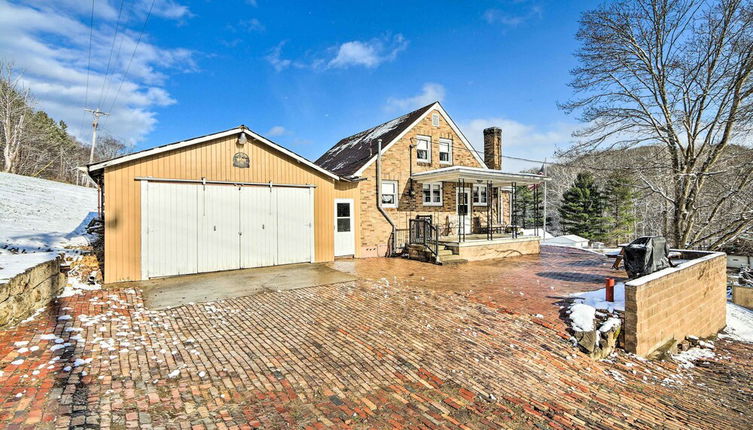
[316,101,548,261]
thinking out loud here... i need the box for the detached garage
[87,126,359,283]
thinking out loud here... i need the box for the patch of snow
[13,341,28,347]
[11,359,24,365]
[720,303,753,343]
[568,303,596,332]
[167,369,180,378]
[0,252,59,284]
[57,315,72,321]
[673,347,715,369]
[599,317,621,333]
[0,172,97,257]
[571,283,625,313]
[39,334,57,340]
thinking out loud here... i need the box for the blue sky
[1,0,600,172]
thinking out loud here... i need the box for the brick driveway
[0,247,751,429]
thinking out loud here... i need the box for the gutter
[376,139,397,255]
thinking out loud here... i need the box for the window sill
[473,203,488,207]
[422,202,443,207]
[439,161,452,165]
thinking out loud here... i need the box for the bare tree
[561,0,753,249]
[0,62,32,174]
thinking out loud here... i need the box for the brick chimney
[483,127,502,170]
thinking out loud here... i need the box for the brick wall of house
[357,108,511,256]
[623,252,727,357]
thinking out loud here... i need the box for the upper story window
[473,184,488,206]
[381,180,398,208]
[439,139,452,164]
[416,136,431,163]
[432,113,440,127]
[422,183,443,206]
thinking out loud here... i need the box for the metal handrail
[409,219,439,259]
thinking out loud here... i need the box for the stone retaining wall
[0,257,65,328]
[446,237,541,261]
[624,251,727,356]
[732,285,753,310]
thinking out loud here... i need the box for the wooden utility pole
[84,108,109,164]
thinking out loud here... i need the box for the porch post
[512,182,517,239]
[534,184,539,237]
[487,180,492,241]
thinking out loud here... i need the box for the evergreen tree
[513,185,543,229]
[603,171,637,245]
[559,172,605,240]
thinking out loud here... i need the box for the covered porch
[407,166,549,263]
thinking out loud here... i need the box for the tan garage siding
[103,133,359,283]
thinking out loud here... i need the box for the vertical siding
[103,134,359,283]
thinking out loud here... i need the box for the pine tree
[559,172,605,240]
[603,171,637,245]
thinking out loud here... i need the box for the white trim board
[352,102,487,177]
[88,127,340,181]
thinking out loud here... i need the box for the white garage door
[141,180,313,279]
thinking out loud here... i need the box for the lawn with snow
[0,173,97,280]
[722,303,753,343]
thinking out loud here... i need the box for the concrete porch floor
[130,263,356,309]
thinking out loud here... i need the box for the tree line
[0,62,126,185]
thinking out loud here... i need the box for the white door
[456,188,471,235]
[274,187,313,264]
[240,186,275,268]
[142,181,199,278]
[334,199,354,256]
[198,184,241,273]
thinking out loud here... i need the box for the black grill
[623,236,671,279]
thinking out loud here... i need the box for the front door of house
[456,188,471,236]
[334,199,355,256]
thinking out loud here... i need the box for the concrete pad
[135,263,356,309]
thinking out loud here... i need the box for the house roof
[86,126,340,181]
[314,103,436,177]
[411,166,549,186]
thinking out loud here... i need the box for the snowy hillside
[0,172,97,256]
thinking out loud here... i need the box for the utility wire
[79,0,96,135]
[96,0,127,110]
[104,0,157,122]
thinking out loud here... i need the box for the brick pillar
[483,127,502,170]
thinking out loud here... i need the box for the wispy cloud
[385,83,445,112]
[0,0,195,146]
[483,3,543,27]
[265,125,288,137]
[265,34,408,72]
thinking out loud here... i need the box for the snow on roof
[315,102,436,177]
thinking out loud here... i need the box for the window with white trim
[416,136,431,163]
[439,139,452,164]
[422,183,442,206]
[432,113,440,127]
[473,184,488,206]
[381,180,398,208]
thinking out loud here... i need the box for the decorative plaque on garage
[233,152,250,168]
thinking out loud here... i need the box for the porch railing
[409,219,439,259]
[389,228,410,256]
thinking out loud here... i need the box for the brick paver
[0,247,751,429]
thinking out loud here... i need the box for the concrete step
[437,249,453,256]
[439,255,468,265]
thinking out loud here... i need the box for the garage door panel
[198,185,241,273]
[145,182,199,278]
[240,187,275,268]
[275,187,312,265]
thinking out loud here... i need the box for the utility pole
[84,108,109,164]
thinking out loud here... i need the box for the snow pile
[568,303,596,331]
[0,252,58,284]
[0,172,97,256]
[570,282,625,313]
[58,276,101,298]
[672,346,715,369]
[720,303,753,343]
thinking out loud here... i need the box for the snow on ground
[0,252,59,283]
[721,303,753,343]
[571,282,625,313]
[0,173,97,281]
[0,172,97,255]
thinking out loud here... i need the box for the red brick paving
[0,247,751,429]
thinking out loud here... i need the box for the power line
[105,0,157,120]
[79,0,96,137]
[96,0,127,110]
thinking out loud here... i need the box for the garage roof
[87,126,340,181]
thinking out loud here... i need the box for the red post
[605,278,615,302]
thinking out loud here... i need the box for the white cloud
[265,126,287,137]
[266,34,408,72]
[483,5,543,27]
[0,0,194,146]
[460,117,578,172]
[385,83,445,112]
[328,34,407,69]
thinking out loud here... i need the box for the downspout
[376,139,397,255]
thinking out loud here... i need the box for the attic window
[432,113,440,127]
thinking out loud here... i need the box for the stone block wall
[623,251,727,356]
[732,285,753,310]
[0,257,65,328]
[448,237,541,261]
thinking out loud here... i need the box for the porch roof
[411,166,549,186]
